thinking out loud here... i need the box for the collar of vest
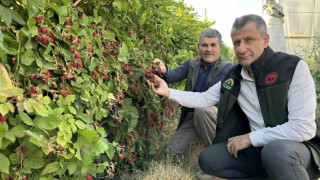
[251,46,275,70]
[190,56,221,68]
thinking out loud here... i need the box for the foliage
[0,0,213,179]
[304,33,320,117]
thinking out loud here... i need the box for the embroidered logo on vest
[223,78,234,90]
[265,72,278,85]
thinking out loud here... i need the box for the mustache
[238,52,251,57]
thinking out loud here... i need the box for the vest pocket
[258,82,290,127]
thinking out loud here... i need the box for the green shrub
[0,0,213,179]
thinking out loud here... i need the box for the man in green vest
[152,28,233,155]
[148,14,320,180]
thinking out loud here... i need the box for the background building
[278,0,320,54]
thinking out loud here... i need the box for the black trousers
[198,140,319,180]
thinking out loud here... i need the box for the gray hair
[198,28,222,45]
[231,14,267,37]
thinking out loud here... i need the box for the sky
[182,0,266,47]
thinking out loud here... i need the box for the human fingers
[227,141,233,155]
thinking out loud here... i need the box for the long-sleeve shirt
[164,58,233,92]
[168,60,317,147]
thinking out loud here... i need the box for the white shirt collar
[240,67,254,82]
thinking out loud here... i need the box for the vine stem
[14,31,21,76]
[72,0,82,7]
[42,151,54,170]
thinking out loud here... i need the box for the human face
[231,22,269,70]
[198,37,222,66]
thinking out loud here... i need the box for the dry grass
[140,160,195,180]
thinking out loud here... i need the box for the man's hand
[165,101,179,119]
[227,133,251,158]
[152,58,167,74]
[146,75,170,97]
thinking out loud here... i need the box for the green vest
[214,47,320,169]
[177,56,231,128]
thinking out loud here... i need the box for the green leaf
[24,155,44,169]
[27,17,36,27]
[128,118,138,132]
[75,120,85,129]
[108,93,116,101]
[149,143,156,155]
[21,49,35,66]
[0,27,3,44]
[29,99,48,116]
[0,87,24,97]
[19,111,34,126]
[57,135,67,146]
[43,96,51,104]
[82,14,89,26]
[95,110,103,120]
[9,9,26,25]
[122,99,138,119]
[45,3,59,15]
[0,62,12,91]
[59,6,68,16]
[24,100,34,113]
[0,122,6,137]
[0,153,9,174]
[21,26,38,39]
[35,57,43,68]
[27,0,45,17]
[0,104,9,116]
[106,142,116,160]
[67,161,78,175]
[68,106,77,114]
[61,48,73,60]
[34,113,62,130]
[47,9,54,18]
[92,139,109,156]
[0,95,6,103]
[10,124,26,138]
[24,130,41,147]
[43,55,54,62]
[102,30,115,41]
[113,0,128,11]
[149,126,160,138]
[42,61,57,70]
[78,129,99,143]
[101,91,108,102]
[119,42,128,58]
[42,162,60,175]
[1,0,12,6]
[5,102,14,113]
[69,28,78,37]
[77,114,92,123]
[9,153,20,165]
[53,108,64,115]
[1,33,18,55]
[0,4,12,26]
[64,95,75,106]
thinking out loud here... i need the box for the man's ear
[263,34,270,48]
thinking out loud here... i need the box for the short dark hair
[198,28,222,45]
[231,14,267,37]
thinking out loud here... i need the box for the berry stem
[72,0,82,7]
